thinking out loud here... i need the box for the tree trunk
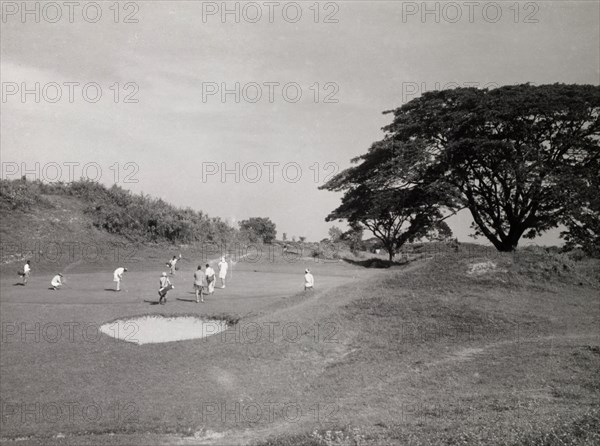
[497,226,526,252]
[496,243,517,252]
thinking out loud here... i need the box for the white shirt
[304,273,314,287]
[114,267,125,279]
[218,261,228,276]
[24,263,31,273]
[205,267,215,278]
[51,275,62,287]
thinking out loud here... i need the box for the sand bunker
[99,315,228,345]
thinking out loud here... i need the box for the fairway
[0,253,371,445]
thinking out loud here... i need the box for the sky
[1,1,599,244]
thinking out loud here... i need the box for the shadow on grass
[176,298,198,303]
[143,299,161,305]
[104,288,119,292]
[342,257,408,269]
[13,282,25,286]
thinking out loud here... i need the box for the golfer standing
[20,260,31,285]
[304,269,314,291]
[193,265,204,303]
[167,255,180,275]
[218,257,228,289]
[158,272,173,304]
[205,263,216,295]
[113,267,127,291]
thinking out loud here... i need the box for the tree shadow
[342,257,408,269]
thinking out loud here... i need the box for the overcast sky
[2,1,599,243]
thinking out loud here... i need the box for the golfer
[193,265,204,303]
[158,272,173,304]
[113,267,127,291]
[50,273,63,290]
[18,260,31,285]
[218,257,228,288]
[304,268,314,291]
[205,263,216,295]
[167,255,180,275]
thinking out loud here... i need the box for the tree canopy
[560,156,600,256]
[322,84,600,253]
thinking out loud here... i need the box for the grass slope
[260,251,600,445]
[1,194,135,276]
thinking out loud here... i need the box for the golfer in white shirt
[304,269,314,291]
[50,273,63,290]
[205,263,216,294]
[20,260,31,285]
[218,257,228,288]
[113,267,127,291]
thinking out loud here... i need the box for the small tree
[343,222,365,253]
[282,232,287,241]
[323,185,452,261]
[328,226,343,242]
[238,217,277,244]
[299,236,306,243]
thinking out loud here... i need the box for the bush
[0,178,50,210]
[566,248,588,262]
[311,242,342,261]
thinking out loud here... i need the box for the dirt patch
[467,261,502,275]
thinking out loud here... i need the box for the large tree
[325,84,599,252]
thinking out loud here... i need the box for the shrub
[0,178,50,210]
[566,248,587,262]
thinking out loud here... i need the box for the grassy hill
[1,192,128,273]
[256,249,599,446]
[0,178,236,274]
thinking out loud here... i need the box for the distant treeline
[0,178,236,245]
